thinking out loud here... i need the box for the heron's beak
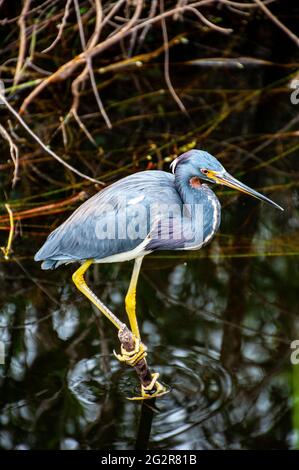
[206,170,284,211]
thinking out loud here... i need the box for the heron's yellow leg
[114,256,149,368]
[72,260,124,330]
[73,260,168,399]
[125,256,144,338]
[73,260,146,364]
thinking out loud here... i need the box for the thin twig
[101,0,126,30]
[42,0,72,53]
[0,191,88,224]
[174,0,187,20]
[138,0,158,46]
[98,33,184,74]
[160,0,188,114]
[187,6,233,33]
[0,123,20,187]
[72,108,97,145]
[0,91,103,184]
[72,0,112,129]
[220,0,276,9]
[253,0,299,47]
[13,0,31,87]
[1,204,14,260]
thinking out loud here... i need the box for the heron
[35,150,283,399]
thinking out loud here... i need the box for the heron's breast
[202,189,221,244]
[184,186,221,250]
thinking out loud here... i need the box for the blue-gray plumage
[34,149,283,400]
[35,149,282,269]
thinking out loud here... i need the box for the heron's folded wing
[34,171,181,266]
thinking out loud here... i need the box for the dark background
[0,0,299,449]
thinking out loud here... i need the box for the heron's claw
[127,372,170,401]
[113,337,147,366]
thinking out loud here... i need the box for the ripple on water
[139,346,233,443]
[68,346,233,446]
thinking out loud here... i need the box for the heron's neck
[174,170,221,246]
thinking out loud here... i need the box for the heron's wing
[34,171,182,268]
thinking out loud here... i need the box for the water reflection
[0,244,295,450]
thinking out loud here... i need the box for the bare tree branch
[0,91,103,185]
[254,0,299,47]
[13,0,31,87]
[41,0,72,53]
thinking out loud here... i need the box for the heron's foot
[127,372,169,401]
[114,336,147,366]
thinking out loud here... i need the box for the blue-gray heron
[35,150,283,399]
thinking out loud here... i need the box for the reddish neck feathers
[189,176,201,189]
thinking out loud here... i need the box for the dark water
[1,2,299,450]
[0,204,298,449]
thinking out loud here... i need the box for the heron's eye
[201,169,209,175]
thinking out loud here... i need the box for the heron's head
[170,149,283,211]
